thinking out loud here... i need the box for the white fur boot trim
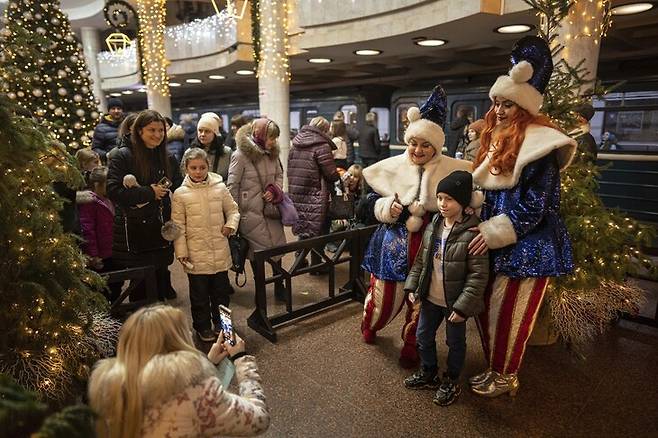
[408,200,426,217]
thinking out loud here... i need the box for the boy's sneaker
[404,369,441,390]
[196,329,217,342]
[433,378,461,406]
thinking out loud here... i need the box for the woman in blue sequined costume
[359,86,476,368]
[467,36,576,397]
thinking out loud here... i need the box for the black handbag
[229,233,249,287]
[328,189,355,220]
[124,204,170,253]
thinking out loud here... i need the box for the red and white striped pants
[476,275,549,375]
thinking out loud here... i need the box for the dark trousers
[188,271,231,332]
[416,299,467,380]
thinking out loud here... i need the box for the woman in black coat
[107,110,182,301]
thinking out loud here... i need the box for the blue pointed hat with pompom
[489,36,553,115]
[404,84,448,151]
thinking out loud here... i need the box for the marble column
[257,0,290,186]
[135,0,171,117]
[79,27,107,113]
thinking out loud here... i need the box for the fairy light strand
[135,0,170,96]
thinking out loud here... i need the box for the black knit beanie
[107,97,124,110]
[436,170,472,208]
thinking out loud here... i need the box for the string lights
[564,0,612,45]
[135,0,170,96]
[165,11,237,48]
[257,0,291,81]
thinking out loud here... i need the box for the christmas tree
[0,90,120,402]
[525,0,656,346]
[1,0,99,151]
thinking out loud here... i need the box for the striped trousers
[476,275,549,375]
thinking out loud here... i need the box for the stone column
[135,0,171,117]
[79,27,107,113]
[257,0,290,185]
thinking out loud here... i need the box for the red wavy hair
[473,104,557,175]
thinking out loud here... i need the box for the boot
[471,372,519,398]
[468,369,493,386]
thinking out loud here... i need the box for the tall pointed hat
[404,84,448,151]
[489,36,553,115]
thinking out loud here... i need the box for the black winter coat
[92,115,122,161]
[107,142,182,263]
[357,124,381,160]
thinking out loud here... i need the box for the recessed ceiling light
[208,75,226,79]
[611,2,654,15]
[186,78,202,83]
[236,69,255,75]
[138,88,147,93]
[110,92,122,97]
[415,38,447,47]
[169,82,181,87]
[354,49,381,56]
[308,58,333,64]
[495,24,532,34]
[121,90,133,95]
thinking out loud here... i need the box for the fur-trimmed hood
[363,150,471,212]
[235,122,280,162]
[473,124,576,190]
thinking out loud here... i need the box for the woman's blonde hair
[346,164,364,192]
[88,305,199,438]
[180,147,209,175]
[309,116,330,133]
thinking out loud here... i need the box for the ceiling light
[186,78,202,83]
[122,90,133,95]
[169,82,181,87]
[308,58,333,64]
[110,92,122,97]
[354,49,381,56]
[495,24,532,34]
[611,2,654,15]
[138,88,147,93]
[415,38,447,47]
[236,69,255,75]
[208,75,226,79]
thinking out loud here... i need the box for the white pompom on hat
[197,112,221,135]
[403,106,446,152]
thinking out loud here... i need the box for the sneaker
[404,369,441,390]
[196,329,217,342]
[433,378,461,406]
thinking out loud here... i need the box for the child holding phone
[172,148,240,342]
[403,171,489,406]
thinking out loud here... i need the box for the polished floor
[167,248,658,438]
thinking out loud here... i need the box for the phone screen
[158,176,172,189]
[218,305,235,345]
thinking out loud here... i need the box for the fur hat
[107,97,123,110]
[436,170,472,209]
[197,112,221,135]
[404,84,447,151]
[489,36,553,115]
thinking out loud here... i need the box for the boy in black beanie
[403,170,489,406]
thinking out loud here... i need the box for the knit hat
[436,170,473,208]
[197,112,221,135]
[488,36,553,115]
[107,97,124,110]
[404,84,448,151]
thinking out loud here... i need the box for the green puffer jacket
[404,213,489,317]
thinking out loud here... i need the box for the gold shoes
[468,369,492,386]
[470,372,519,398]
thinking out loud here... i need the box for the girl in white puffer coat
[172,148,240,342]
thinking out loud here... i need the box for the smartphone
[158,176,172,189]
[218,305,236,346]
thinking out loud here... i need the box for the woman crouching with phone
[88,305,270,437]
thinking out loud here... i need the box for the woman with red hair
[467,36,576,397]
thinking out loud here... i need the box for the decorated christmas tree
[1,0,99,151]
[525,0,656,346]
[0,89,119,402]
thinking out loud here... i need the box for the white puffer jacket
[172,172,240,274]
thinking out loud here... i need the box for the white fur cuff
[374,196,397,224]
[478,214,517,250]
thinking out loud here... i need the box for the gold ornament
[105,32,132,53]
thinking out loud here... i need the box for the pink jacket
[79,192,115,259]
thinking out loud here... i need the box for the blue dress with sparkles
[480,151,574,279]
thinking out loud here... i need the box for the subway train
[173,82,658,229]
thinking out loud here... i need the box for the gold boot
[471,372,519,398]
[468,369,492,386]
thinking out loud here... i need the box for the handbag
[229,233,249,287]
[124,203,170,253]
[252,160,281,220]
[328,188,355,220]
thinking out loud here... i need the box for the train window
[290,111,301,130]
[341,104,357,124]
[369,107,389,137]
[594,109,658,153]
[396,104,417,143]
[221,114,229,130]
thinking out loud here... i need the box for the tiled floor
[167,242,658,438]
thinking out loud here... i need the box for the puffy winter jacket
[92,115,122,161]
[172,173,240,274]
[404,213,489,317]
[78,192,115,259]
[288,125,339,237]
[227,123,286,259]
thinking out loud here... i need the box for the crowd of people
[70,35,578,436]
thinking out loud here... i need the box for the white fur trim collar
[472,124,576,190]
[363,151,471,212]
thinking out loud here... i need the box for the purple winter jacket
[288,125,339,237]
[79,192,115,259]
